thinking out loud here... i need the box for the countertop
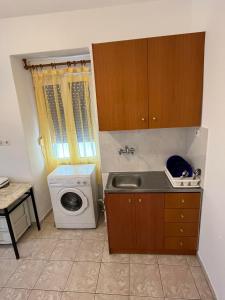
[105,171,202,193]
[0,182,32,209]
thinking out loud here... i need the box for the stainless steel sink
[112,174,142,189]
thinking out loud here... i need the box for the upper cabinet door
[92,39,149,131]
[148,32,205,128]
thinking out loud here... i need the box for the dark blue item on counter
[166,155,193,177]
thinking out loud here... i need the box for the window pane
[44,84,67,143]
[44,80,96,160]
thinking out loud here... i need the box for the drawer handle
[181,199,185,204]
[179,228,184,233]
[180,214,184,219]
[128,199,131,203]
[179,241,183,247]
[138,199,142,203]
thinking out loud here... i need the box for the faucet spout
[118,145,135,155]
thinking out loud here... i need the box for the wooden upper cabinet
[92,39,149,131]
[148,32,205,128]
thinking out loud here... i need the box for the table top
[0,183,32,210]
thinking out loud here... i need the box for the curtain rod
[22,58,91,70]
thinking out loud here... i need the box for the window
[44,81,96,159]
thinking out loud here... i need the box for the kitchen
[0,0,224,299]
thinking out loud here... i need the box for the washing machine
[47,164,98,228]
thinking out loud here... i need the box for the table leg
[30,187,41,231]
[5,211,20,259]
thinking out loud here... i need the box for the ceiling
[0,0,151,19]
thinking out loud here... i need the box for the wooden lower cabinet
[105,192,201,254]
[165,237,198,251]
[135,194,164,251]
[104,194,136,252]
[105,193,164,253]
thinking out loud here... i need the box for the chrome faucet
[118,145,135,155]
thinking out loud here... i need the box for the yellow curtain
[32,66,101,180]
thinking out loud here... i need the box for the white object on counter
[165,167,201,188]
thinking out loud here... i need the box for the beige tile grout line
[157,255,166,298]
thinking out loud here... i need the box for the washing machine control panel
[48,177,90,186]
[75,178,90,186]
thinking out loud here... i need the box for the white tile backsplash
[99,128,190,173]
[185,127,208,186]
[99,127,208,187]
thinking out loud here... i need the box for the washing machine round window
[57,188,88,216]
[61,192,83,211]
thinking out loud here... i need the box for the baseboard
[31,207,52,224]
[197,253,217,300]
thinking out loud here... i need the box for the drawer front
[165,193,201,209]
[165,209,199,222]
[0,217,7,230]
[165,222,199,237]
[10,202,26,223]
[165,237,198,250]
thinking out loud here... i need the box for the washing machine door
[57,188,88,216]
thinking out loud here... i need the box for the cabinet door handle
[138,199,142,203]
[152,116,157,121]
[141,117,145,121]
[181,199,185,204]
[180,214,184,219]
[128,199,131,203]
[179,228,184,233]
[179,241,183,247]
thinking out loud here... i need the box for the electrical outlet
[0,140,10,146]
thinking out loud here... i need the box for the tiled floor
[0,211,215,300]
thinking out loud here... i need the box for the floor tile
[0,259,20,287]
[65,261,100,293]
[62,292,95,300]
[0,288,29,300]
[75,239,104,262]
[6,260,45,289]
[82,226,106,240]
[130,297,164,300]
[159,264,200,299]
[95,294,129,300]
[186,255,201,267]
[130,254,156,265]
[35,260,72,291]
[50,239,80,261]
[165,299,186,300]
[59,229,83,240]
[130,263,163,297]
[28,289,62,299]
[2,238,57,260]
[102,242,129,264]
[0,245,10,257]
[96,263,129,295]
[157,255,187,266]
[0,239,37,259]
[191,266,214,299]
[32,223,62,239]
[29,239,58,260]
[44,211,55,224]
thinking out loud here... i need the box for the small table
[0,183,41,259]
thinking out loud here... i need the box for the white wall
[199,1,225,298]
[10,56,52,220]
